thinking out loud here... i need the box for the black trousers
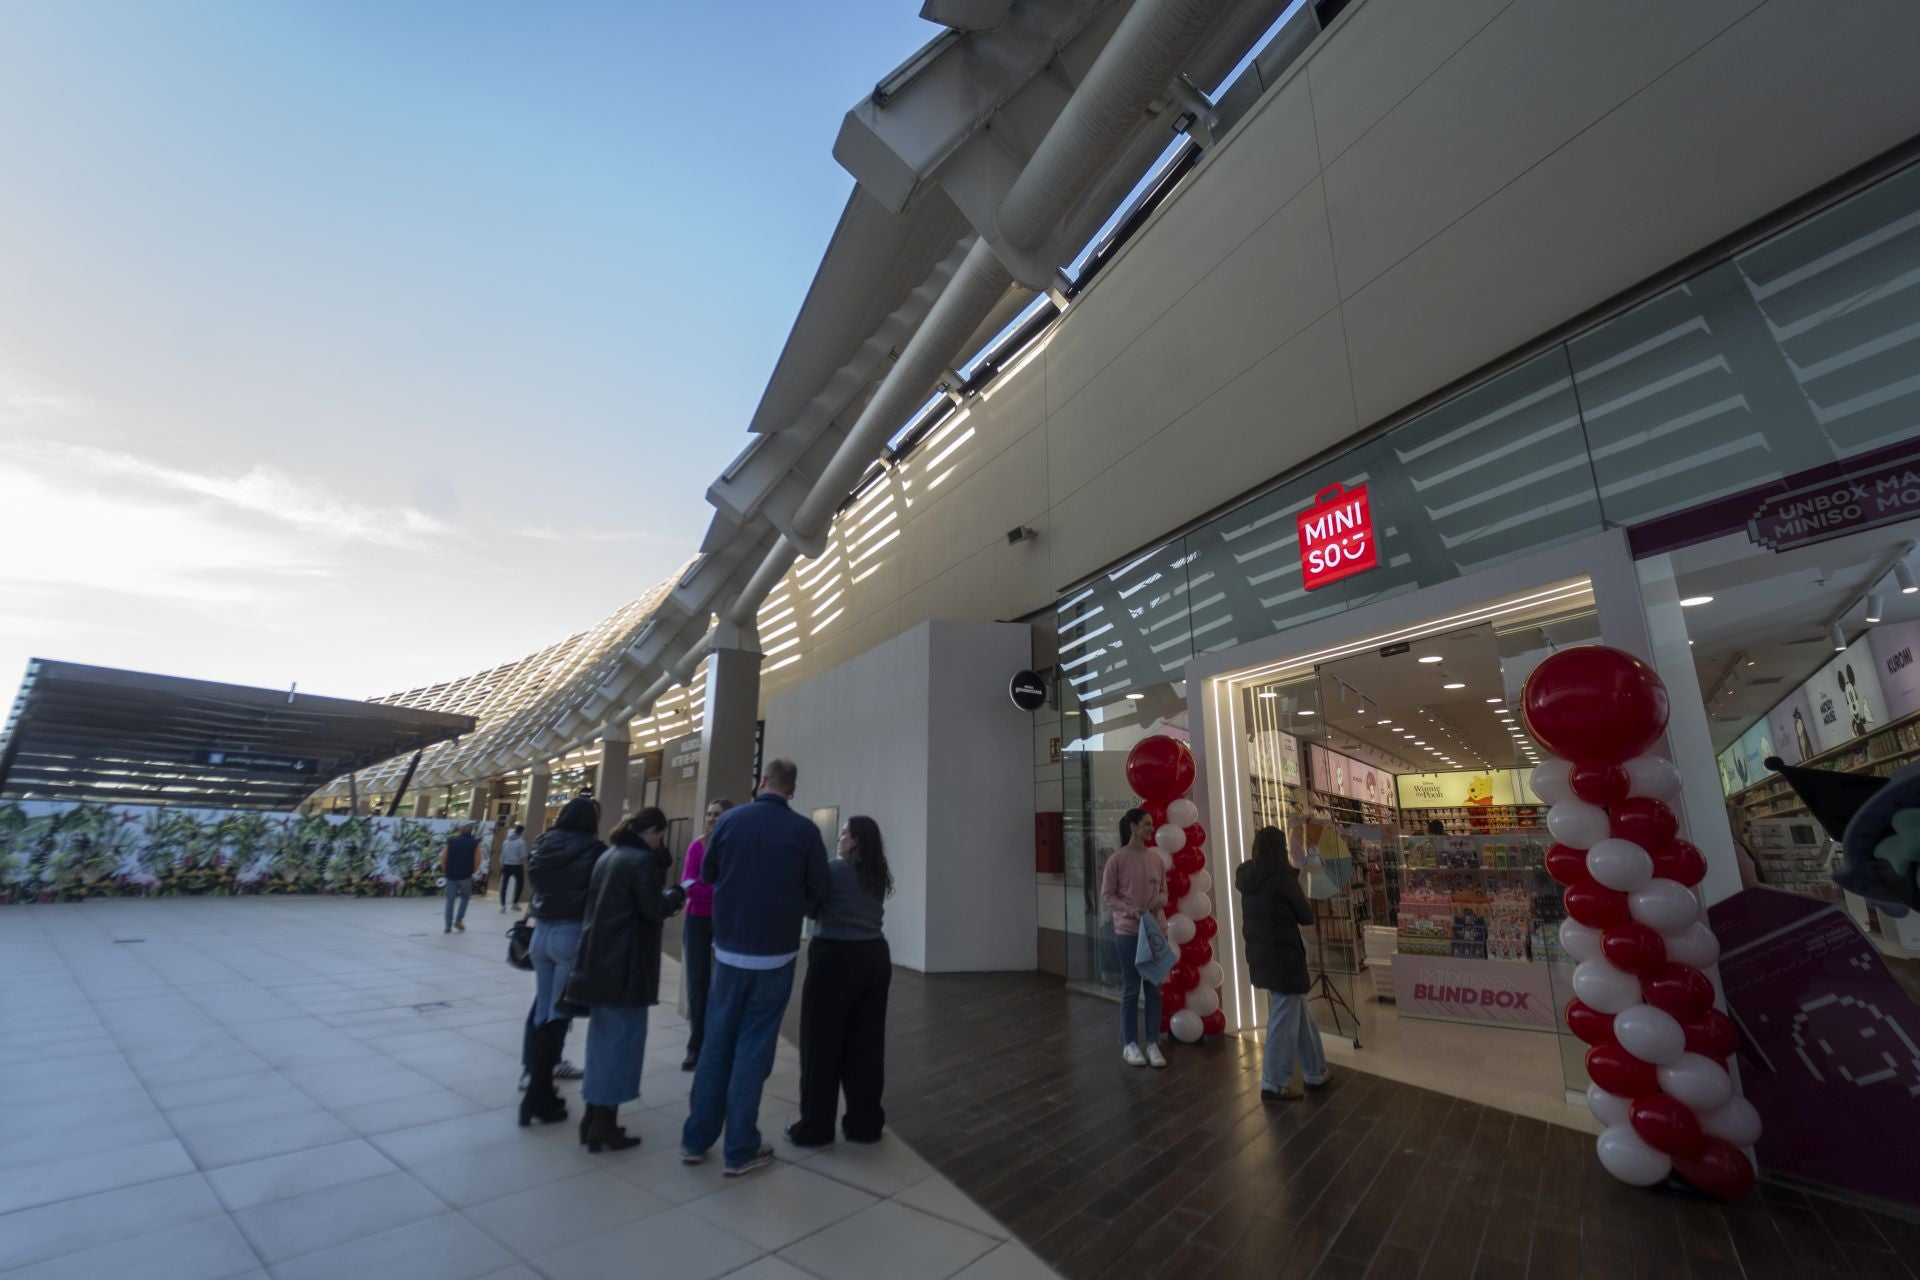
[498,865,525,908]
[796,937,891,1142]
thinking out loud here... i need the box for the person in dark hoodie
[1235,825,1329,1102]
[563,806,687,1153]
[520,796,604,1127]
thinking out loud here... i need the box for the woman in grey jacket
[1234,826,1329,1101]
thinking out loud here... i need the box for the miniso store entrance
[1184,531,1727,1126]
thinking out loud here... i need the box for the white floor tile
[367,1108,528,1167]
[795,1134,937,1197]
[532,1206,762,1280]
[0,1138,197,1216]
[778,1200,998,1280]
[266,1212,514,1280]
[0,1171,223,1271]
[894,1173,1012,1240]
[718,1258,818,1280]
[949,1241,1064,1279]
[180,1111,356,1170]
[684,1162,877,1252]
[466,1169,672,1258]
[205,1139,399,1212]
[333,1086,486,1136]
[232,1169,446,1263]
[408,1136,604,1208]
[3,1214,260,1280]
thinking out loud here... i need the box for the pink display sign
[1307,743,1392,806]
[1390,954,1558,1030]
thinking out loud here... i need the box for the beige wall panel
[1306,0,1513,167]
[1046,310,1356,589]
[899,537,1054,637]
[1045,179,1341,501]
[1322,0,1764,297]
[765,599,903,705]
[1043,76,1323,417]
[897,425,1050,596]
[1341,0,1920,426]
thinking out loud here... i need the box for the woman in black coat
[1234,826,1330,1102]
[563,807,686,1152]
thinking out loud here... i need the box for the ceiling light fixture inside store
[1680,595,1714,607]
[1830,622,1848,652]
[1298,709,1315,716]
[1442,682,1465,690]
[1126,692,1144,700]
[1900,561,1919,594]
[1257,691,1277,699]
[1867,593,1885,623]
[1417,655,1442,664]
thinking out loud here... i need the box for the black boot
[518,1020,568,1126]
[583,1104,640,1154]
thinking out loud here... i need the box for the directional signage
[196,750,319,775]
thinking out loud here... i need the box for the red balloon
[1565,999,1618,1047]
[1126,736,1196,806]
[1586,1044,1660,1098]
[1652,839,1707,888]
[1601,922,1669,976]
[1166,870,1191,903]
[1611,796,1679,851]
[1183,823,1207,851]
[1545,843,1592,887]
[1179,939,1212,967]
[1160,984,1187,1014]
[1570,762,1630,807]
[1143,801,1170,829]
[1173,846,1205,876]
[1193,915,1218,942]
[1681,1009,1738,1061]
[1521,645,1670,765]
[1671,1138,1756,1201]
[1564,881,1632,928]
[1643,964,1715,1020]
[1629,1095,1706,1158]
[1169,962,1199,992]
[1201,1010,1226,1037]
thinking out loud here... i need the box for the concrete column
[598,734,630,837]
[466,781,490,822]
[695,616,763,819]
[411,792,431,818]
[524,771,552,842]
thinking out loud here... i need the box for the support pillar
[524,771,552,842]
[412,792,431,818]
[695,616,763,819]
[597,733,630,837]
[466,781,490,822]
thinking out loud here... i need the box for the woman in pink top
[678,798,730,1070]
[1100,807,1168,1068]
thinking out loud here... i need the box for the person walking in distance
[786,815,893,1148]
[680,759,831,1178]
[520,796,604,1127]
[564,807,687,1152]
[441,823,480,933]
[1101,807,1168,1068]
[1236,825,1328,1101]
[498,824,528,912]
[678,798,731,1071]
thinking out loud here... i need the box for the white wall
[763,620,1036,972]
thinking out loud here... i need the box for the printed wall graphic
[1251,729,1302,786]
[1394,769,1534,809]
[1389,952,1559,1029]
[1866,620,1920,721]
[0,801,489,905]
[1805,637,1891,753]
[1765,685,1818,770]
[1308,744,1389,805]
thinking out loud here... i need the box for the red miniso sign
[1297,483,1379,590]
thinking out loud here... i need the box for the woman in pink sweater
[1100,807,1168,1068]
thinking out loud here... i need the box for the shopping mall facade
[291,0,1920,1137]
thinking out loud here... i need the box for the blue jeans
[681,959,795,1167]
[1261,991,1328,1091]
[583,1005,649,1106]
[530,920,583,1026]
[1112,930,1161,1048]
[443,878,471,928]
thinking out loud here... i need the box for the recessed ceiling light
[1485,697,1500,703]
[1126,692,1144,700]
[1443,682,1465,690]
[1680,596,1714,607]
[1414,740,1426,745]
[1377,720,1392,726]
[1417,655,1443,664]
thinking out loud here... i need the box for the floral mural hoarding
[0,801,493,905]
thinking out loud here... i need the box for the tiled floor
[0,897,1054,1280]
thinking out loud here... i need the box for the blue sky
[0,1,936,697]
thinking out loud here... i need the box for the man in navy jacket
[680,758,831,1176]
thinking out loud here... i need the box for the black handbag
[506,914,534,971]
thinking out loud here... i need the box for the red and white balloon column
[1124,736,1226,1043]
[1523,646,1760,1200]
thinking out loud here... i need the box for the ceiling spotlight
[1443,682,1465,690]
[1377,719,1393,726]
[1257,690,1277,699]
[1900,562,1919,594]
[1867,593,1885,624]
[1830,622,1848,652]
[1125,692,1145,700]
[1298,709,1316,716]
[1413,740,1426,745]
[1680,595,1714,607]
[1417,655,1443,664]
[1485,697,1500,703]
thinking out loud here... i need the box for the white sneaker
[1122,1043,1147,1067]
[1146,1043,1167,1069]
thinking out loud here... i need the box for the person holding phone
[1100,807,1168,1068]
[1236,825,1326,1101]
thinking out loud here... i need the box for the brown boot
[583,1104,640,1154]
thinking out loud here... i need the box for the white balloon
[1572,960,1642,1014]
[1657,1052,1734,1112]
[1155,823,1187,856]
[1169,1008,1204,1044]
[1198,960,1224,991]
[1185,985,1220,1018]
[1586,838,1654,892]
[1177,891,1212,921]
[1596,1124,1673,1187]
[1156,848,1174,873]
[1166,913,1196,946]
[1624,754,1683,800]
[1559,918,1602,964]
[1630,879,1700,933]
[1586,1083,1632,1129]
[1612,1003,1687,1066]
[1663,921,1721,969]
[1547,799,1611,850]
[1699,1096,1763,1148]
[1168,798,1200,829]
[1188,870,1213,900]
[1531,758,1574,806]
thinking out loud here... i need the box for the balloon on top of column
[1523,645,1759,1201]
[1125,734,1225,1043]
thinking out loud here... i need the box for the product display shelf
[1312,791,1400,828]
[1731,711,1920,822]
[1391,833,1563,964]
[1400,804,1546,835]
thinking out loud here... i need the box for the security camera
[1006,526,1037,545]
